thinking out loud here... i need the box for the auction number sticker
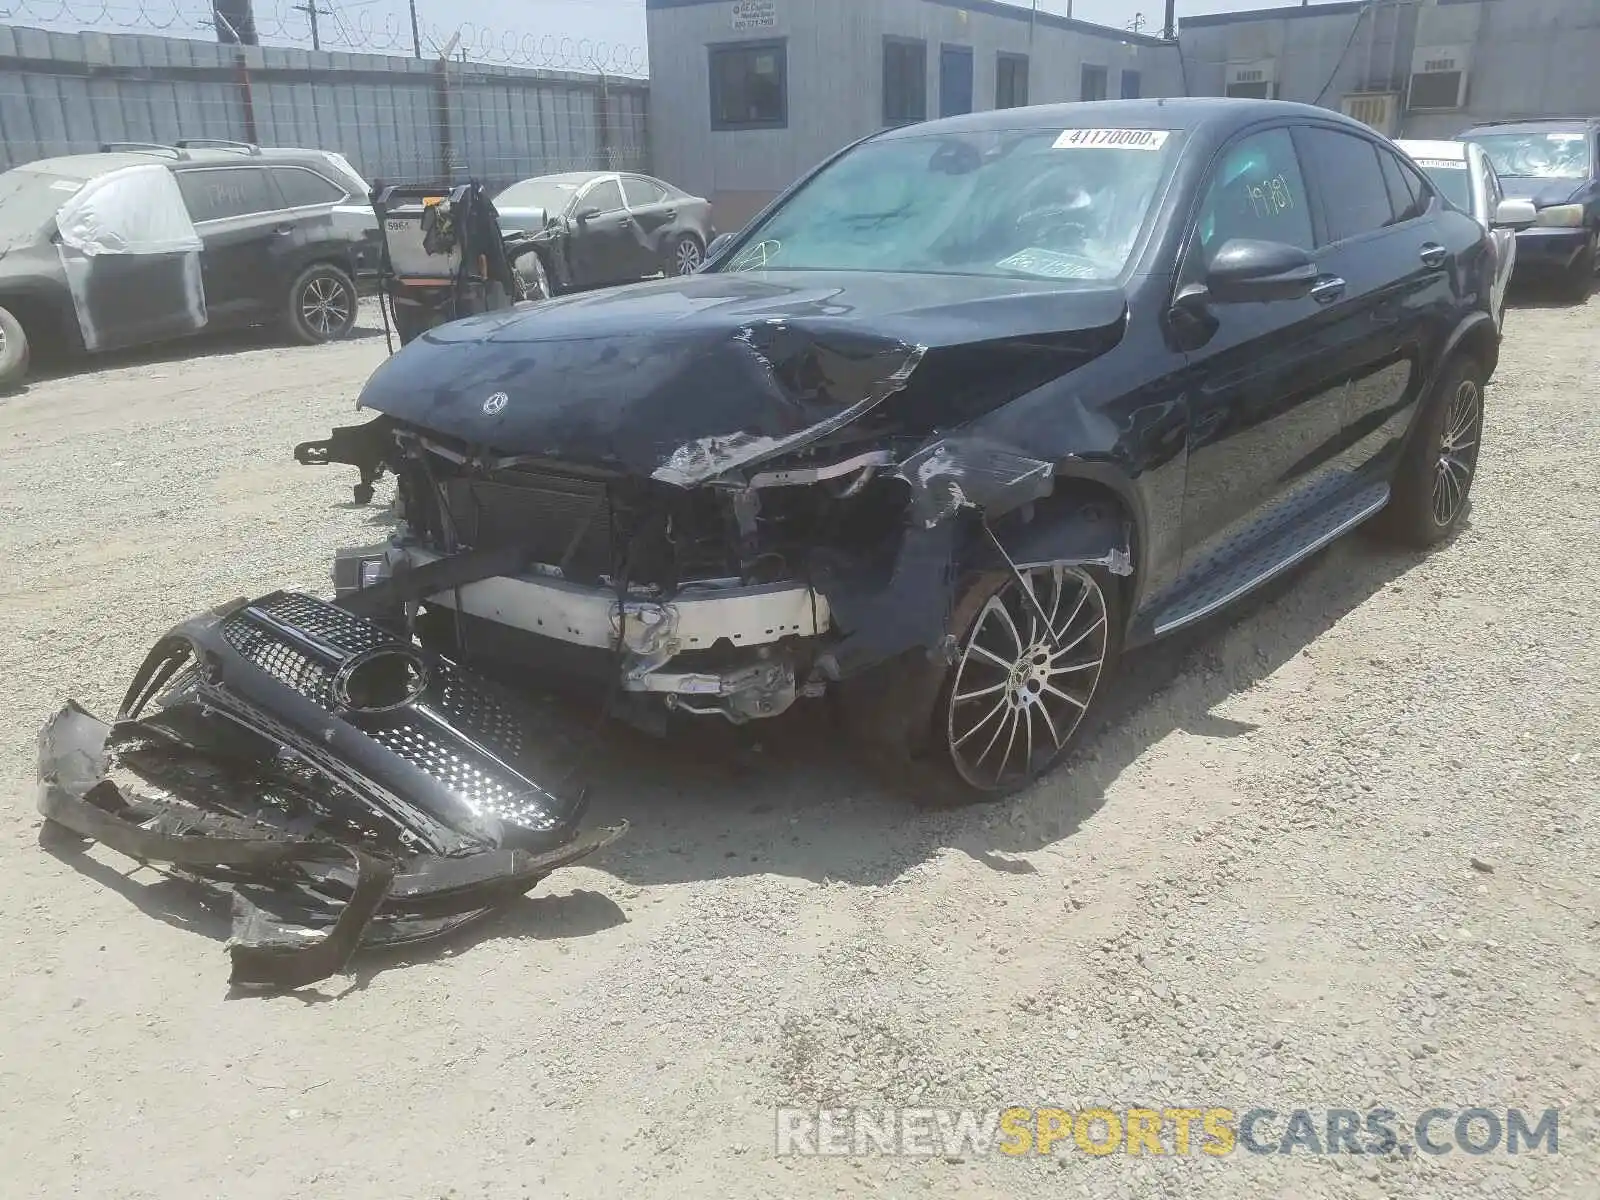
[1414,158,1466,170]
[1053,128,1171,151]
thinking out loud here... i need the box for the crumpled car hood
[356,270,1128,482]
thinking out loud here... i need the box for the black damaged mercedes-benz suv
[303,98,1504,799]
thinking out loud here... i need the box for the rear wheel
[669,234,704,276]
[286,263,358,344]
[0,305,30,389]
[1373,355,1485,547]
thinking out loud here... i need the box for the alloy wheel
[1432,377,1482,528]
[675,238,703,275]
[946,565,1110,791]
[301,275,353,338]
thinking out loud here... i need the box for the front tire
[286,263,358,344]
[515,249,552,300]
[0,304,30,389]
[937,565,1118,794]
[1373,355,1485,548]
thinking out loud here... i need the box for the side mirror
[707,232,735,258]
[574,205,601,222]
[1492,197,1538,229]
[1204,238,1319,304]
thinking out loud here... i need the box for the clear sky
[6,0,1353,64]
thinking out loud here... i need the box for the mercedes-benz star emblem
[483,391,509,416]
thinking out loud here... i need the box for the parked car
[305,98,1503,800]
[1457,117,1600,301]
[1395,138,1519,327]
[491,170,716,297]
[0,140,376,387]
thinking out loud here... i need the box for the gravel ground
[1,295,1596,1198]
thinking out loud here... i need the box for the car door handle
[1419,243,1448,269]
[274,224,295,236]
[1309,276,1346,304]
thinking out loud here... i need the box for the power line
[292,0,332,50]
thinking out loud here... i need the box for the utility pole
[212,0,258,45]
[409,0,423,58]
[293,0,330,52]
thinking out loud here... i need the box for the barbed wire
[0,0,649,75]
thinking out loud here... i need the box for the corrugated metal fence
[0,23,649,191]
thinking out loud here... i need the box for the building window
[1120,69,1141,99]
[997,53,1029,109]
[1081,64,1108,101]
[709,40,787,130]
[883,37,927,125]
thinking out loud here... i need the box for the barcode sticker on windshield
[1053,128,1171,151]
[50,179,82,191]
[1415,159,1467,170]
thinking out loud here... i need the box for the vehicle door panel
[1299,131,1459,479]
[177,166,290,324]
[622,177,676,274]
[270,166,359,283]
[51,163,207,352]
[1479,158,1514,323]
[566,177,638,287]
[1305,136,1465,480]
[1175,125,1347,576]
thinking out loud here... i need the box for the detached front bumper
[336,541,832,723]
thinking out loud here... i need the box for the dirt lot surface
[1,297,1596,1199]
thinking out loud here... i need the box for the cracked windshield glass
[724,126,1177,282]
[1469,131,1593,180]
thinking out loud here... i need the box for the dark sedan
[493,170,716,298]
[306,98,1504,800]
[1459,117,1600,301]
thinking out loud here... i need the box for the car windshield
[0,167,82,251]
[494,179,582,213]
[1413,159,1473,212]
[1466,131,1592,180]
[720,126,1179,282]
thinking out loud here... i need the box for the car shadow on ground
[28,527,1428,992]
[577,533,1426,891]
[1505,276,1594,310]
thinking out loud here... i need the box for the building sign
[732,0,776,31]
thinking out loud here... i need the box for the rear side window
[623,176,666,207]
[176,167,279,222]
[1193,127,1314,260]
[1299,128,1394,243]
[272,167,346,208]
[1378,150,1428,223]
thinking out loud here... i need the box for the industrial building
[646,0,1600,227]
[646,0,1183,228]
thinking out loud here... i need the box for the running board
[1152,483,1390,637]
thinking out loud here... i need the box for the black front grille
[442,470,614,580]
[214,593,572,839]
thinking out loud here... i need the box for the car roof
[507,171,609,186]
[1396,139,1469,161]
[16,145,355,178]
[873,96,1379,142]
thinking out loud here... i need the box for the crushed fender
[36,592,624,990]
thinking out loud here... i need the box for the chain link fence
[0,5,649,188]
